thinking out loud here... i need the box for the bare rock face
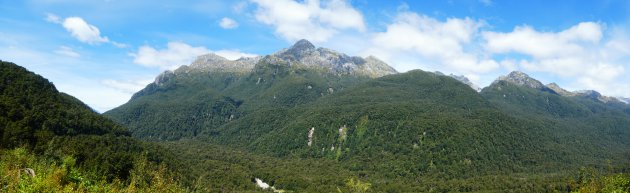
[272,39,397,78]
[184,53,261,74]
[495,71,545,89]
[148,39,398,90]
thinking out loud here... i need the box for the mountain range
[2,39,629,192]
[102,39,630,192]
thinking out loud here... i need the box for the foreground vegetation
[0,148,182,192]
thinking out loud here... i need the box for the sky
[1,0,630,112]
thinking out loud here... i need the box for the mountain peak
[291,39,315,51]
[179,53,259,74]
[496,71,544,89]
[546,83,573,96]
[271,40,397,78]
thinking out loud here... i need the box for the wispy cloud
[54,46,80,58]
[102,79,153,94]
[219,17,239,29]
[479,0,492,6]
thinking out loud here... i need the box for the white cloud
[219,17,239,29]
[362,12,497,84]
[45,13,61,23]
[102,79,153,94]
[483,22,602,58]
[131,42,210,70]
[251,0,365,43]
[233,1,249,13]
[62,17,110,44]
[46,14,129,47]
[214,49,258,60]
[54,46,80,58]
[130,41,258,70]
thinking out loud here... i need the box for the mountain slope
[106,40,389,140]
[0,60,183,186]
[481,71,630,167]
[0,60,129,149]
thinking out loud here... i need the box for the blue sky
[1,0,630,112]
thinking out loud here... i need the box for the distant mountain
[618,97,630,104]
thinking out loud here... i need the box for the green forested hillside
[0,60,183,192]
[106,58,369,141]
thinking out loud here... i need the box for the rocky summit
[271,39,397,78]
[495,71,545,89]
[153,39,397,85]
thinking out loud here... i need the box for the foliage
[0,61,186,191]
[0,148,183,193]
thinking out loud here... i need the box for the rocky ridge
[271,39,397,78]
[494,71,545,89]
[152,39,397,85]
[493,71,624,104]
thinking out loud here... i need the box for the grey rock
[272,39,397,78]
[494,71,544,89]
[184,53,261,74]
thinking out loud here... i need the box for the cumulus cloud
[251,0,365,43]
[131,42,210,70]
[483,22,602,58]
[46,14,128,47]
[54,46,80,58]
[62,17,110,44]
[130,41,258,70]
[219,17,239,29]
[362,12,497,82]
